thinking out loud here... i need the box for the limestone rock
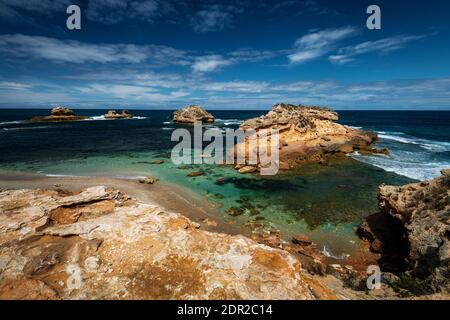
[358,171,450,292]
[238,166,258,174]
[233,103,380,171]
[0,187,316,300]
[173,105,215,124]
[138,177,159,185]
[104,110,133,119]
[31,106,88,122]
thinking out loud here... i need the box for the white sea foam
[379,133,450,152]
[0,120,24,125]
[2,126,51,131]
[85,116,147,121]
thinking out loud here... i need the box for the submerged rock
[0,186,316,300]
[358,170,450,293]
[187,171,205,177]
[104,110,133,119]
[233,103,380,172]
[31,106,88,122]
[139,177,159,184]
[173,105,215,124]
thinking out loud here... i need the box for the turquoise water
[1,109,449,257]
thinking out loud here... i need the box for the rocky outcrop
[173,105,215,124]
[358,170,450,292]
[31,107,88,122]
[104,110,133,119]
[0,186,316,300]
[233,103,379,172]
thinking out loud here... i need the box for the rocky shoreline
[358,169,450,295]
[0,169,448,299]
[0,185,317,299]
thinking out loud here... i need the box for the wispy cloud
[191,55,234,73]
[329,34,430,64]
[288,26,359,64]
[0,34,189,66]
[191,4,242,33]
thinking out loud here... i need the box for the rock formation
[173,105,215,124]
[233,103,379,172]
[31,106,88,122]
[358,169,450,292]
[104,110,133,119]
[0,186,316,300]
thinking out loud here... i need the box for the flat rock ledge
[0,186,316,300]
[173,105,215,124]
[233,103,379,172]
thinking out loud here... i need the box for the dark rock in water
[358,170,450,292]
[214,193,224,199]
[226,207,243,217]
[151,159,165,164]
[187,171,205,178]
[215,178,226,185]
[249,209,260,216]
[173,105,215,124]
[177,165,193,170]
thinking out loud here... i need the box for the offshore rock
[173,105,215,124]
[31,106,88,122]
[234,103,379,171]
[104,110,133,119]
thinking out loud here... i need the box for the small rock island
[104,110,133,119]
[30,106,88,122]
[234,103,382,172]
[173,105,215,124]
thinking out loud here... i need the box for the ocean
[1,109,449,258]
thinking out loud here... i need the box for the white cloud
[329,34,429,64]
[0,34,188,65]
[289,26,359,63]
[192,55,234,73]
[0,81,33,90]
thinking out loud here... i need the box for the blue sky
[0,0,449,110]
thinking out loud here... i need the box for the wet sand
[0,170,247,237]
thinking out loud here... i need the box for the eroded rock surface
[173,105,215,124]
[358,170,450,292]
[234,103,379,171]
[31,107,88,122]
[0,186,316,300]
